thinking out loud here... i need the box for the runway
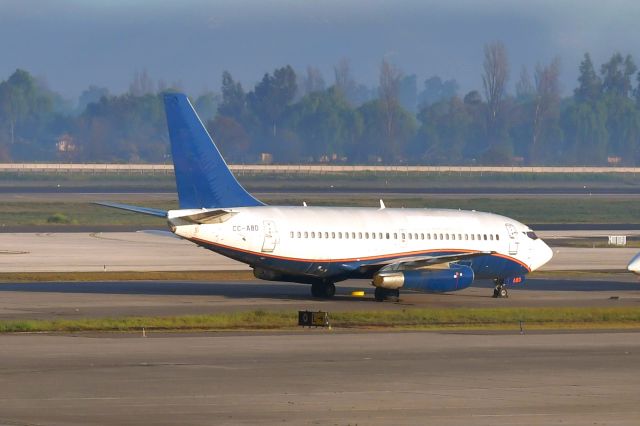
[0,276,639,321]
[0,331,638,425]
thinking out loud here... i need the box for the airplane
[98,93,553,301]
[627,253,640,274]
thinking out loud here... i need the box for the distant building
[260,152,273,164]
[607,156,622,165]
[56,134,77,153]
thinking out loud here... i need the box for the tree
[286,87,362,161]
[300,66,326,96]
[194,92,221,123]
[529,58,562,163]
[378,59,404,161]
[217,71,246,120]
[129,69,155,96]
[208,115,251,162]
[398,74,417,114]
[481,41,509,138]
[601,53,636,97]
[418,76,459,107]
[78,85,110,112]
[574,53,601,103]
[515,66,534,101]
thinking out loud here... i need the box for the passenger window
[471,234,475,240]
[365,232,369,239]
[452,234,456,240]
[408,233,412,240]
[339,232,343,239]
[345,232,349,239]
[490,234,493,240]
[311,232,315,238]
[427,233,431,240]
[401,233,406,240]
[323,232,328,238]
[477,234,481,240]
[496,234,500,240]
[379,232,383,239]
[358,232,362,239]
[371,232,376,239]
[465,234,468,240]
[446,234,449,240]
[304,232,308,238]
[297,232,301,238]
[331,232,335,239]
[318,232,322,239]
[290,231,294,238]
[386,233,390,239]
[394,233,398,239]
[483,234,487,240]
[458,234,462,240]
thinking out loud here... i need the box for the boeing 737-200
[99,93,553,301]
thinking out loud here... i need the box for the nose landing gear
[492,278,508,298]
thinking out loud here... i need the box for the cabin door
[261,220,278,253]
[505,223,519,255]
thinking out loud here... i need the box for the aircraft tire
[311,282,335,298]
[374,287,399,302]
[323,282,336,298]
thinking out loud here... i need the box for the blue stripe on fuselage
[189,237,530,283]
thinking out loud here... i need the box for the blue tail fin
[163,93,263,209]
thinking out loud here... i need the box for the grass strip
[0,270,254,283]
[1,307,639,333]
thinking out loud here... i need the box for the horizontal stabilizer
[171,209,237,224]
[94,202,167,218]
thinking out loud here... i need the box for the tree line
[2,43,640,165]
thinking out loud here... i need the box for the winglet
[379,199,386,210]
[163,93,264,209]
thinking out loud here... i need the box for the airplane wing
[94,202,167,218]
[356,251,495,274]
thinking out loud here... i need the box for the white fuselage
[168,206,553,281]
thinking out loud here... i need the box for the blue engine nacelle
[373,264,475,293]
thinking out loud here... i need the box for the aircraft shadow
[0,280,377,302]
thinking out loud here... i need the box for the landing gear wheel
[311,282,335,298]
[492,279,508,298]
[374,287,400,302]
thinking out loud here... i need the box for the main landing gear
[492,278,508,298]
[311,282,336,298]
[374,287,400,302]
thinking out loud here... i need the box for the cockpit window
[525,231,539,240]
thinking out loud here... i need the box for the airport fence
[2,163,640,175]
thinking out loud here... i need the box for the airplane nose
[627,253,640,274]
[530,240,553,271]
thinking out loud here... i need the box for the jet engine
[373,264,474,293]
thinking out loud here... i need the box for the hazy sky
[1,0,639,99]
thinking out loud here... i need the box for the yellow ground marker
[351,290,365,297]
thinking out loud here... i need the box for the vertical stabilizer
[163,93,263,209]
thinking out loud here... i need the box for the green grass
[1,307,639,333]
[2,197,640,227]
